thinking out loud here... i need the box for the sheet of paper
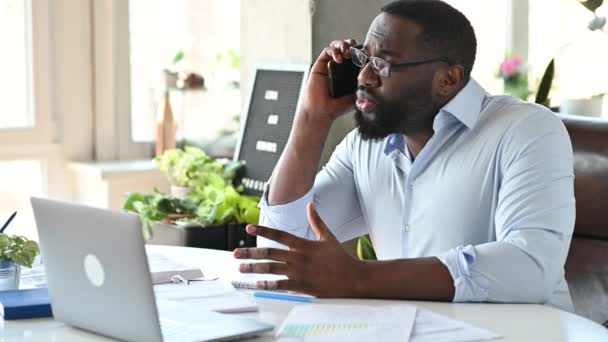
[154,279,235,300]
[413,309,467,335]
[277,304,416,341]
[19,264,47,289]
[411,309,502,342]
[154,279,259,313]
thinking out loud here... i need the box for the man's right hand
[298,39,358,124]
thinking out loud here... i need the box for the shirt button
[403,224,412,232]
[410,178,416,187]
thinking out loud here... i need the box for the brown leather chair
[561,114,608,327]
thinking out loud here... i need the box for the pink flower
[500,57,522,77]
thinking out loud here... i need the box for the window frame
[92,0,152,161]
[0,0,54,147]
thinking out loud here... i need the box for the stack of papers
[146,250,204,284]
[153,279,259,313]
[18,264,47,289]
[277,304,416,341]
[277,304,501,342]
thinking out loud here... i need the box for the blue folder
[0,288,53,320]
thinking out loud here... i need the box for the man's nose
[357,63,380,89]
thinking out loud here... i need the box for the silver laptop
[31,197,273,342]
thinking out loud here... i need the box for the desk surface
[2,245,607,341]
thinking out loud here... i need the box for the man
[233,0,575,310]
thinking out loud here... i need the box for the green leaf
[172,49,185,65]
[534,58,554,107]
[239,205,260,224]
[222,160,244,180]
[217,206,236,224]
[0,234,10,253]
[356,235,377,260]
[123,192,148,212]
[578,0,603,13]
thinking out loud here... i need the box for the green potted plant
[0,233,40,290]
[124,146,261,250]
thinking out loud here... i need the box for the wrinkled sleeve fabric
[257,130,368,249]
[437,111,575,306]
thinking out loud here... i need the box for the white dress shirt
[257,79,575,311]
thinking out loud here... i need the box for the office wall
[240,0,313,102]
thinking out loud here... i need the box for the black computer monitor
[234,64,310,196]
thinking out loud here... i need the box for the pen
[0,211,17,233]
[253,291,314,303]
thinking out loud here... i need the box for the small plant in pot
[124,146,261,246]
[0,233,40,290]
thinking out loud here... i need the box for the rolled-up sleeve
[437,112,575,307]
[257,130,368,248]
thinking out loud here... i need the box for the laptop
[31,197,273,342]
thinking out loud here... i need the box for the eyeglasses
[349,45,450,78]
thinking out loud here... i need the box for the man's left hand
[233,203,363,297]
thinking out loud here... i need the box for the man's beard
[355,81,439,141]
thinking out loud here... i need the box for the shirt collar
[438,78,487,130]
[384,134,405,155]
[383,79,487,156]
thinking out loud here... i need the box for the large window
[0,0,56,240]
[128,0,241,144]
[0,0,40,238]
[0,0,32,129]
[445,0,509,94]
[529,0,608,106]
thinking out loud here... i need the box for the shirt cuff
[258,183,314,219]
[437,245,490,302]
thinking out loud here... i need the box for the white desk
[2,245,607,341]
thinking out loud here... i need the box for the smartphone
[328,58,360,98]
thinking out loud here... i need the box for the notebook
[0,287,53,320]
[230,273,287,290]
[230,274,315,302]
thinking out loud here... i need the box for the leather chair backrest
[560,114,608,326]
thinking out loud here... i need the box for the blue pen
[0,211,17,233]
[253,291,314,303]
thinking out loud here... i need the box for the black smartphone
[328,58,360,98]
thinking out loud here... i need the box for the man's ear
[436,64,465,98]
